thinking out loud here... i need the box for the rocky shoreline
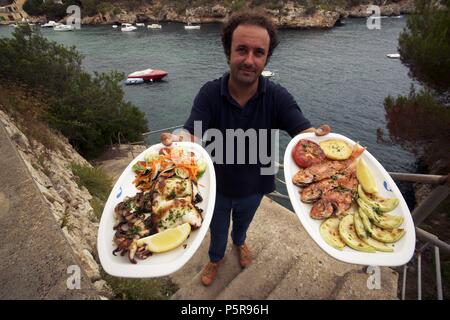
[28,0,415,29]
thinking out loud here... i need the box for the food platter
[97,142,216,278]
[284,133,416,266]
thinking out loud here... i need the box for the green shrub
[71,163,113,200]
[398,0,450,95]
[0,26,148,159]
[383,87,450,175]
[102,273,178,300]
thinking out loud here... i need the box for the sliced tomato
[292,139,325,168]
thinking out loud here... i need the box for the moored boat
[126,68,168,84]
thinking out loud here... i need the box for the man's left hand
[315,124,331,136]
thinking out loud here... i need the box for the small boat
[126,68,168,84]
[386,53,401,59]
[112,25,118,29]
[184,22,200,30]
[125,78,145,85]
[41,20,57,28]
[53,24,74,31]
[136,23,145,27]
[262,70,275,78]
[121,23,137,32]
[148,23,162,29]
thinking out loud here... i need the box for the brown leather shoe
[201,260,223,286]
[236,243,252,268]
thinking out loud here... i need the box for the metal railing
[139,125,449,300]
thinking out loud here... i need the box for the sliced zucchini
[371,225,405,243]
[353,210,369,240]
[320,217,346,250]
[362,236,394,252]
[339,215,375,253]
[357,198,403,229]
[357,185,399,213]
[356,211,394,252]
[359,209,405,243]
[357,198,380,224]
[376,213,403,230]
[359,207,375,236]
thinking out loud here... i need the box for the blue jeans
[208,193,264,262]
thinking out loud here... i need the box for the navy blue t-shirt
[184,73,311,197]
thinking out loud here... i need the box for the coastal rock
[278,8,340,29]
[212,4,228,18]
[73,0,414,28]
[80,249,101,282]
[348,0,415,18]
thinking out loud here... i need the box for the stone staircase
[170,197,399,300]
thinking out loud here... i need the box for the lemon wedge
[137,223,191,253]
[356,158,378,194]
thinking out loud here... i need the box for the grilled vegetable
[357,185,399,213]
[319,139,352,160]
[359,209,405,243]
[354,211,393,252]
[338,215,375,253]
[357,198,403,229]
[292,139,326,168]
[320,217,346,250]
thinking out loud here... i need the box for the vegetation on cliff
[382,0,449,299]
[0,26,148,159]
[22,0,406,21]
[382,0,450,175]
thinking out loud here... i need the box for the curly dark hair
[221,10,279,64]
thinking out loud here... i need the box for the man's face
[228,24,270,86]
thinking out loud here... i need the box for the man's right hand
[161,130,196,146]
[161,132,177,146]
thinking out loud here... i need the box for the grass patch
[0,82,63,152]
[90,195,106,221]
[71,163,113,201]
[71,163,113,221]
[102,272,179,300]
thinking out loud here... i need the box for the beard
[231,63,260,86]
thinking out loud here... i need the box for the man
[161,10,330,286]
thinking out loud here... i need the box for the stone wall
[0,110,113,298]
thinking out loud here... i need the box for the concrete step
[171,224,272,300]
[266,250,360,299]
[215,240,300,300]
[171,197,307,300]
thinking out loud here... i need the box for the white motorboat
[41,20,57,28]
[125,78,145,85]
[53,24,74,31]
[262,70,275,78]
[112,25,118,28]
[136,23,145,27]
[386,53,401,59]
[184,22,200,30]
[148,23,162,29]
[121,23,137,32]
